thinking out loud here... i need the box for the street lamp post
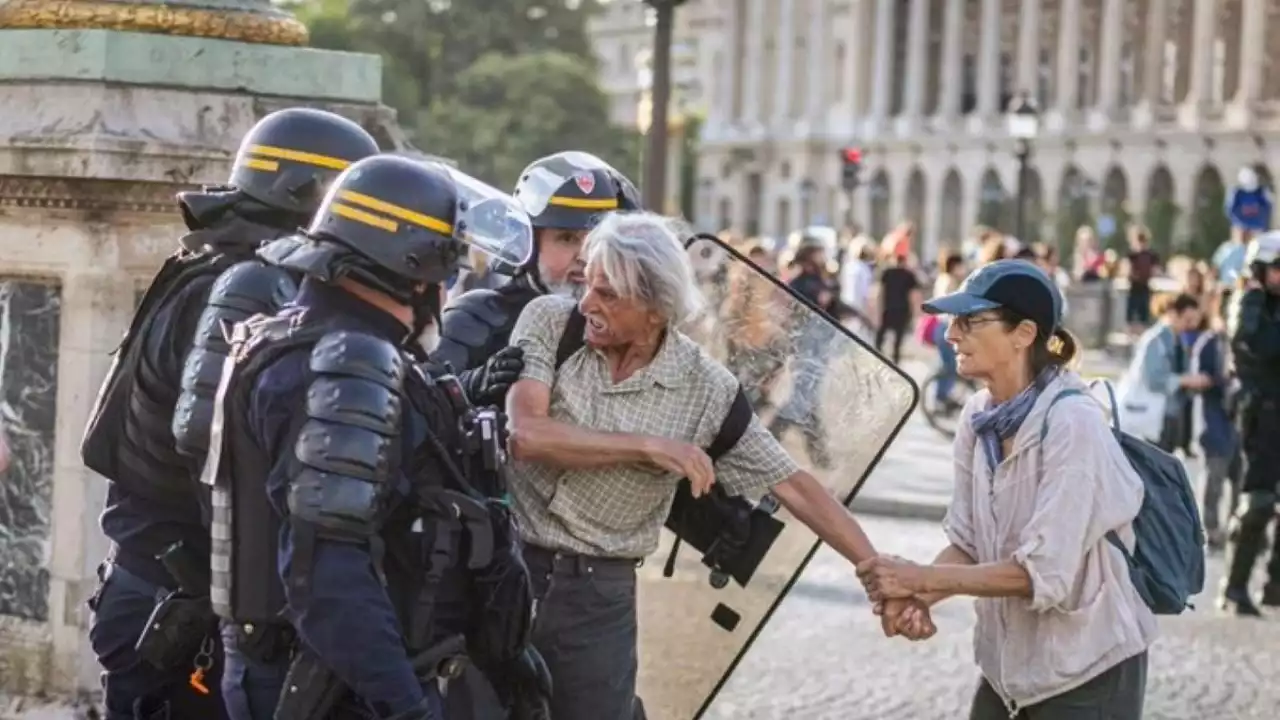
[641,0,689,212]
[1006,92,1040,242]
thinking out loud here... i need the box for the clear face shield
[446,167,535,273]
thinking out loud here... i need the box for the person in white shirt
[858,260,1156,719]
[839,236,877,336]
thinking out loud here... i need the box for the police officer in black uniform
[201,155,547,720]
[433,151,640,374]
[1221,232,1280,616]
[80,108,379,720]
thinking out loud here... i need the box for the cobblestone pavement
[703,515,1280,720]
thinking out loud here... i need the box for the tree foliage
[284,0,640,187]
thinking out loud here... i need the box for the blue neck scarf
[970,368,1059,470]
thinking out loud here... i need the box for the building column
[1180,0,1219,126]
[1230,0,1268,123]
[970,0,1002,130]
[1090,0,1125,128]
[741,0,767,131]
[837,0,874,129]
[805,0,829,133]
[897,0,930,134]
[866,0,897,133]
[1015,0,1042,97]
[774,0,797,127]
[712,0,741,128]
[1046,0,1081,131]
[1133,0,1169,128]
[933,0,965,127]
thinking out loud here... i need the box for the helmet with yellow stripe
[267,155,533,305]
[512,151,640,233]
[228,108,381,217]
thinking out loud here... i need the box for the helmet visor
[514,151,614,217]
[447,168,534,268]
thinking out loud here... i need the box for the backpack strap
[708,386,753,461]
[1038,388,1087,443]
[555,306,588,370]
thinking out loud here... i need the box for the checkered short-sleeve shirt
[507,294,801,558]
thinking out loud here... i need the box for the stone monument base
[0,27,401,702]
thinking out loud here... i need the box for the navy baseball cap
[923,260,1064,334]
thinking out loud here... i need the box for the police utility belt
[129,541,221,695]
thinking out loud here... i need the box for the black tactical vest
[82,251,240,506]
[203,311,479,638]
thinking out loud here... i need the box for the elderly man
[506,211,934,719]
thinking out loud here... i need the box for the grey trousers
[969,652,1148,720]
[1202,455,1234,532]
[524,546,646,720]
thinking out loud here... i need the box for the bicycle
[918,364,979,439]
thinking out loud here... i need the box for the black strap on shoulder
[555,307,588,370]
[707,386,752,460]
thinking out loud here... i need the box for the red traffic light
[841,147,862,164]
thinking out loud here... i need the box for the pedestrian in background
[875,225,921,365]
[1125,225,1163,334]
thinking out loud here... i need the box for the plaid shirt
[507,295,800,558]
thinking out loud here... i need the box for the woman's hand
[876,597,936,641]
[856,555,928,602]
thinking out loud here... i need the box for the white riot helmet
[1238,166,1260,192]
[1245,231,1280,267]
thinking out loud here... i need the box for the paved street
[705,516,1280,720]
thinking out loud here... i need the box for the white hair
[582,211,703,324]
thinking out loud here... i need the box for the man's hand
[876,597,936,641]
[643,438,715,497]
[857,555,928,602]
[465,346,525,406]
[1179,373,1213,390]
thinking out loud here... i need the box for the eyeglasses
[949,314,1003,334]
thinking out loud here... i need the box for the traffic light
[840,147,862,192]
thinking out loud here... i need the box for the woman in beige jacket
[859,260,1157,719]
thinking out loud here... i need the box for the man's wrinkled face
[536,228,588,298]
[578,263,661,348]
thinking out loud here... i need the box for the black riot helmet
[512,151,640,233]
[265,154,533,308]
[227,108,381,217]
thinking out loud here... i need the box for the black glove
[463,346,525,406]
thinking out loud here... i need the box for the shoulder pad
[173,261,299,457]
[309,330,406,391]
[437,287,537,371]
[289,331,407,538]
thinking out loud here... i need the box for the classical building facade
[590,0,1280,258]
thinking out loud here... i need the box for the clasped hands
[856,555,937,642]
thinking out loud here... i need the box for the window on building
[776,198,792,239]
[791,38,807,117]
[731,0,748,120]
[1119,43,1135,106]
[1211,37,1226,104]
[1161,40,1178,103]
[961,52,977,113]
[1037,48,1052,108]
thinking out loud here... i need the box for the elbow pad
[173,260,297,457]
[288,331,407,538]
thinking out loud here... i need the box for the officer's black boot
[1220,513,1267,616]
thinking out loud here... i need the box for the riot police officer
[1221,232,1280,616]
[201,155,547,719]
[81,108,379,720]
[432,151,640,374]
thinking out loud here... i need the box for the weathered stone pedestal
[0,4,405,705]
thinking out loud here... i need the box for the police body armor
[434,279,541,373]
[172,259,298,458]
[82,243,267,504]
[203,311,533,668]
